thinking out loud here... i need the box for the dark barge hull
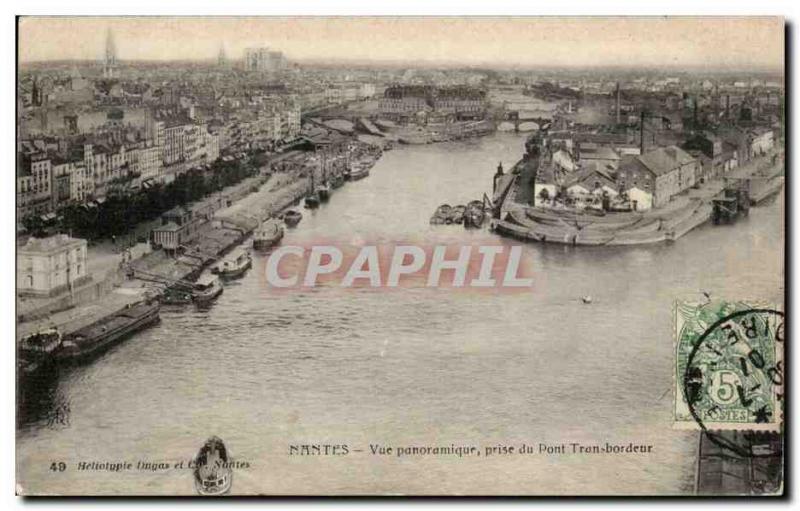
[56,301,161,362]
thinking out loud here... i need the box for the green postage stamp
[674,301,784,431]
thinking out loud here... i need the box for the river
[17,133,784,495]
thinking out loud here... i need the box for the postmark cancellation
[674,301,784,432]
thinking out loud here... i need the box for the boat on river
[348,163,370,181]
[464,201,487,228]
[316,183,331,202]
[450,205,466,224]
[193,274,223,306]
[57,300,161,361]
[18,327,62,376]
[304,191,320,209]
[430,204,453,224]
[253,219,284,250]
[193,436,233,496]
[283,209,303,228]
[213,248,252,279]
[330,173,345,189]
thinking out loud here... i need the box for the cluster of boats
[304,148,381,209]
[430,200,489,228]
[19,209,304,376]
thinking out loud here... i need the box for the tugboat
[283,209,303,228]
[57,300,161,362]
[213,248,252,279]
[18,327,62,376]
[193,436,233,496]
[193,274,223,307]
[253,219,284,250]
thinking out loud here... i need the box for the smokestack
[693,97,698,129]
[615,82,621,124]
[726,95,730,119]
[640,110,645,154]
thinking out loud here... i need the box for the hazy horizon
[18,17,784,73]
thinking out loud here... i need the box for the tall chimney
[693,97,698,129]
[615,82,621,124]
[640,110,645,154]
[726,94,730,119]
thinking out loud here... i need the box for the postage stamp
[674,301,784,431]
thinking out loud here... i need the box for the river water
[17,133,784,495]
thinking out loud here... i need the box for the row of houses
[213,102,302,153]
[533,122,777,211]
[17,109,222,219]
[324,83,376,105]
[379,85,488,121]
[535,143,699,211]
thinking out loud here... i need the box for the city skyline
[19,17,784,72]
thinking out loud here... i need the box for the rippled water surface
[17,133,784,495]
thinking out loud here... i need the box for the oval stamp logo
[675,301,784,441]
[193,436,233,496]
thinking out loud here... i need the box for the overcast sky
[18,17,784,71]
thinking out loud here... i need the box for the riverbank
[15,171,309,343]
[16,140,386,349]
[493,150,784,246]
[17,131,783,495]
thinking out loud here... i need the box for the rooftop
[19,234,86,254]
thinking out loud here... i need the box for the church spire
[218,42,227,67]
[103,28,117,78]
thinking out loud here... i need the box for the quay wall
[494,152,783,247]
[17,170,312,339]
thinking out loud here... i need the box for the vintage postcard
[15,16,785,496]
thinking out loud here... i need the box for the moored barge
[18,328,62,376]
[57,301,161,361]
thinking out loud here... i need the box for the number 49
[49,462,66,472]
